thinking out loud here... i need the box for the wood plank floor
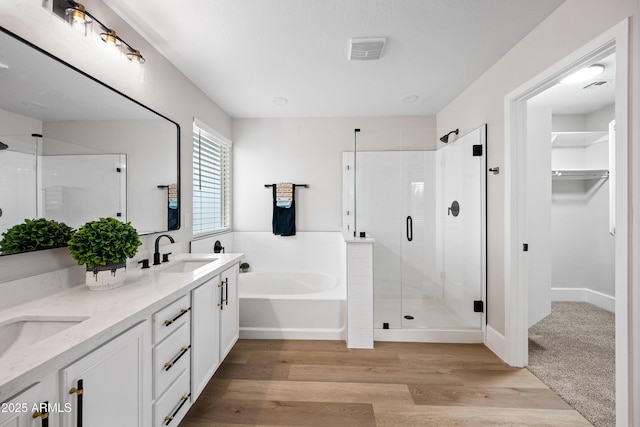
[181,340,591,426]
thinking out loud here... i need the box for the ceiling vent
[349,37,386,61]
[583,80,614,90]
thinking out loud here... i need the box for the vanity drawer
[154,369,191,427]
[154,321,190,398]
[153,295,190,344]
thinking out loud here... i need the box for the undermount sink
[157,259,216,273]
[0,317,88,359]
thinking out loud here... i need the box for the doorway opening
[504,19,629,425]
[524,50,617,425]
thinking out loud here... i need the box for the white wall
[550,108,615,299]
[0,0,232,282]
[232,116,436,232]
[436,0,639,339]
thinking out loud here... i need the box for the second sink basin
[0,317,88,359]
[157,259,216,273]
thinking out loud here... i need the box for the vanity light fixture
[560,64,605,84]
[59,1,145,65]
[65,2,92,36]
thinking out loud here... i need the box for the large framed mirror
[0,26,180,256]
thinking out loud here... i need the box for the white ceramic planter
[85,261,127,291]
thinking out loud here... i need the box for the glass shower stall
[342,125,486,340]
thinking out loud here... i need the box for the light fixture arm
[63,0,145,63]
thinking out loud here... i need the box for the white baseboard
[552,287,615,313]
[485,325,509,364]
[239,327,345,340]
[373,329,484,343]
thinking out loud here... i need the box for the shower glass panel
[346,125,486,332]
[434,127,485,329]
[40,154,127,229]
[354,151,432,329]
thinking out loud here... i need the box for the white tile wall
[346,239,374,348]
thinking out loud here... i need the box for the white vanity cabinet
[219,264,239,361]
[59,321,151,427]
[191,263,239,401]
[0,373,58,427]
[151,295,191,427]
[190,275,221,401]
[0,255,243,427]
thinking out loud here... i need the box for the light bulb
[560,64,605,84]
[101,30,121,47]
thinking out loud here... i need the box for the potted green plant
[68,217,142,290]
[240,262,250,273]
[0,218,74,255]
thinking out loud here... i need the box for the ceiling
[102,0,567,119]
[529,53,616,115]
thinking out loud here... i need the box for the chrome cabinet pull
[406,216,413,242]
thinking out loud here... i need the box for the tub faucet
[213,240,225,254]
[154,234,175,265]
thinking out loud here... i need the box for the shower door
[433,126,486,329]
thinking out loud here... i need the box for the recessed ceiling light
[560,64,605,84]
[273,97,288,106]
[402,94,419,103]
[23,101,45,109]
[0,62,9,71]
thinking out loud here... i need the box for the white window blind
[192,121,231,235]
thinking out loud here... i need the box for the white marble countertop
[0,252,242,401]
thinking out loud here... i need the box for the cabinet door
[0,376,56,427]
[219,264,239,360]
[190,276,220,401]
[60,322,151,427]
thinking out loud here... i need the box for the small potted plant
[68,217,142,290]
[240,262,250,273]
[0,218,74,255]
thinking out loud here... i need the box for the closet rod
[551,170,609,180]
[264,184,309,188]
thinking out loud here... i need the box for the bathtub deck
[180,339,590,426]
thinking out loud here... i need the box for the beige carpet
[528,301,615,427]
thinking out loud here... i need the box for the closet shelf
[551,131,607,147]
[551,169,609,180]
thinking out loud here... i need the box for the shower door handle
[406,216,413,242]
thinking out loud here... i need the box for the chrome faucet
[154,234,175,265]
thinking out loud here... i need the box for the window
[192,119,231,235]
